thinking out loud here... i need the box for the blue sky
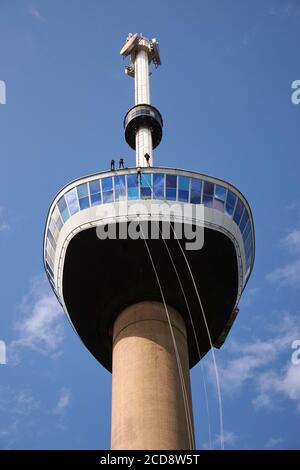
[0,0,300,450]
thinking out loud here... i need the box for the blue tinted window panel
[141,174,152,199]
[103,190,114,204]
[57,197,70,223]
[56,215,63,230]
[47,229,56,249]
[190,179,202,204]
[239,210,249,233]
[166,188,176,200]
[178,176,189,202]
[128,174,138,188]
[102,177,113,192]
[46,262,54,279]
[91,193,101,206]
[213,199,225,212]
[89,180,100,195]
[79,196,90,210]
[166,175,177,189]
[114,175,126,200]
[57,196,67,213]
[215,185,227,202]
[141,174,152,188]
[153,174,165,199]
[203,195,213,207]
[225,191,236,217]
[49,218,56,236]
[178,176,189,191]
[77,183,89,199]
[127,174,138,199]
[141,187,152,199]
[233,199,244,225]
[245,234,252,255]
[203,181,214,196]
[65,189,79,215]
[128,187,138,199]
[242,221,251,242]
[178,190,189,202]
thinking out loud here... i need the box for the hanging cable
[140,224,195,450]
[160,234,212,450]
[142,174,212,448]
[169,224,225,450]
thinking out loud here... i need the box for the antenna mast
[121,33,163,167]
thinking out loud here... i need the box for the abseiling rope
[141,176,214,449]
[159,234,212,450]
[169,224,225,450]
[140,225,195,450]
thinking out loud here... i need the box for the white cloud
[281,230,300,253]
[0,207,9,232]
[266,228,300,288]
[0,386,39,416]
[28,6,45,21]
[239,287,260,308]
[10,275,65,360]
[209,312,300,411]
[264,437,283,449]
[266,259,300,288]
[202,430,238,450]
[268,2,300,18]
[53,388,71,415]
[256,363,300,411]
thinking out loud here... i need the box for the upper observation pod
[121,33,162,167]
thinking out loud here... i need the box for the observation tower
[43,33,255,450]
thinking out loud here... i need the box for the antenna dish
[120,33,138,56]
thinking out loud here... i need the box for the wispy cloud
[0,384,70,448]
[0,386,39,416]
[202,430,238,450]
[0,207,9,232]
[53,388,71,415]
[268,2,300,18]
[266,259,300,288]
[266,228,300,288]
[208,312,300,411]
[239,287,260,308]
[281,230,300,253]
[9,275,65,361]
[28,6,45,22]
[264,437,284,449]
[256,362,300,411]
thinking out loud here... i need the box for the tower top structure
[121,33,163,167]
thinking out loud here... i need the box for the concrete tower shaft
[111,301,194,450]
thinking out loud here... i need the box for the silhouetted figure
[144,153,151,167]
[119,158,125,169]
[137,167,142,184]
[111,159,115,171]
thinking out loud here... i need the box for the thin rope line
[142,175,212,448]
[170,225,224,450]
[160,234,212,450]
[140,225,195,449]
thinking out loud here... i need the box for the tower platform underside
[44,167,255,371]
[63,224,238,371]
